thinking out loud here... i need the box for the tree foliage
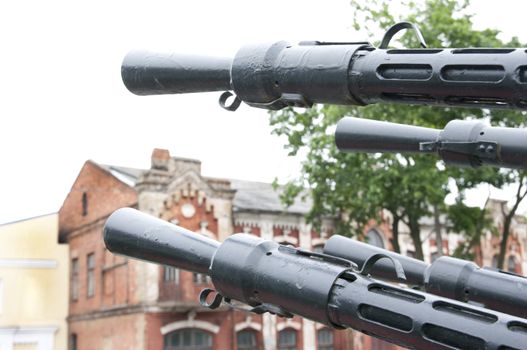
[270,0,526,263]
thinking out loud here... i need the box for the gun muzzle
[103,207,219,273]
[335,117,527,169]
[121,51,232,96]
[335,117,440,153]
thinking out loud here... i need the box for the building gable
[58,160,137,242]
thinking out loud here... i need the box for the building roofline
[172,156,201,164]
[0,212,57,227]
[89,160,138,190]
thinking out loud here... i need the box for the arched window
[508,256,517,273]
[164,329,212,350]
[237,330,257,350]
[366,229,385,248]
[278,329,297,350]
[317,328,334,350]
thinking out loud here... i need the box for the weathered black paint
[121,51,232,95]
[121,42,527,111]
[103,208,219,274]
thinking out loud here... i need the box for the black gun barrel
[335,117,440,153]
[103,208,527,350]
[122,51,232,96]
[121,42,527,111]
[324,234,527,319]
[336,117,527,169]
[103,207,219,273]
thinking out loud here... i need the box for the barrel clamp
[219,91,313,111]
[286,245,359,270]
[419,140,500,161]
[249,303,294,318]
[247,93,314,110]
[199,288,294,318]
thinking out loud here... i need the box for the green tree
[270,0,526,263]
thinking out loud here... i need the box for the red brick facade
[59,161,138,242]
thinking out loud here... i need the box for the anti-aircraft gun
[122,22,527,112]
[104,208,527,350]
[109,23,527,349]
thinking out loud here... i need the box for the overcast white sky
[1,0,526,224]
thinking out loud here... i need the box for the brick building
[58,149,526,350]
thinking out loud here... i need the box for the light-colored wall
[0,214,68,350]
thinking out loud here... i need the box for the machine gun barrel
[104,208,527,350]
[103,207,219,274]
[122,42,527,111]
[335,117,527,169]
[324,235,527,319]
[122,51,232,96]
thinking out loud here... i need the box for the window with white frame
[193,272,211,284]
[164,328,212,350]
[278,329,297,350]
[164,266,179,285]
[87,253,95,298]
[237,330,257,350]
[71,258,79,301]
[317,328,334,350]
